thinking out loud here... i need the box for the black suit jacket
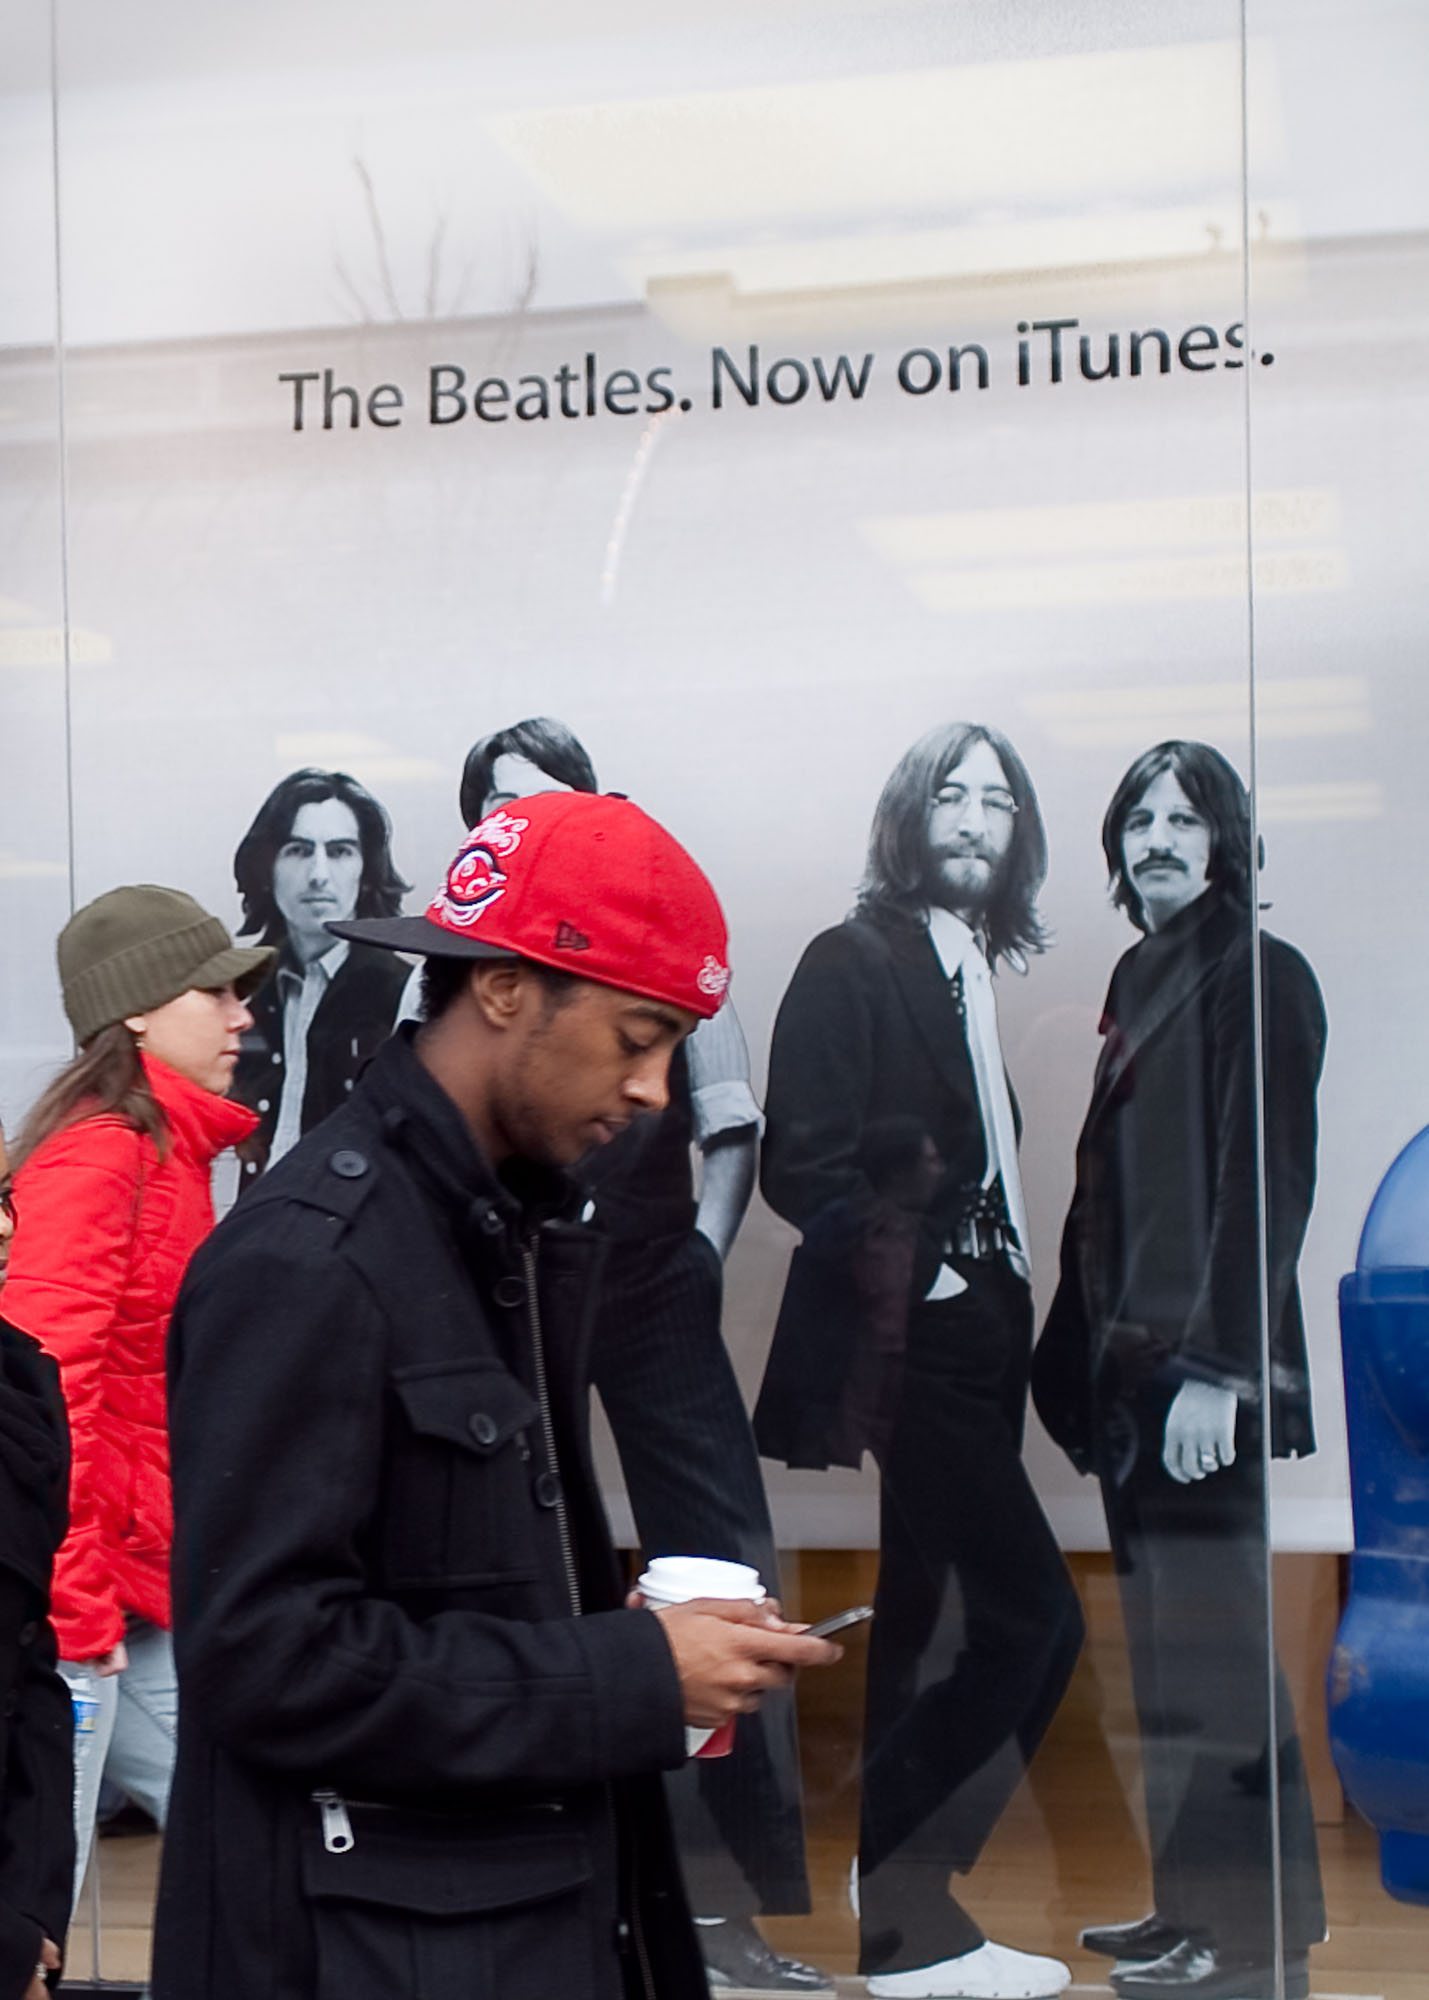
[233,941,411,1180]
[754,911,1011,1470]
[1032,890,1325,1470]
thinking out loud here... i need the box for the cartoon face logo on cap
[696,955,730,1001]
[429,810,529,930]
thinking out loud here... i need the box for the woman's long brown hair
[12,1023,169,1168]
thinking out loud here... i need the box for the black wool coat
[153,1028,705,2000]
[1032,890,1326,1472]
[232,941,412,1181]
[754,912,1009,1470]
[0,1318,73,2000]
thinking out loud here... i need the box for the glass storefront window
[2,4,1425,1994]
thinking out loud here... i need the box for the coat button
[468,1411,499,1447]
[272,1052,282,1065]
[533,1471,562,1508]
[613,1917,633,1951]
[493,1276,525,1309]
[329,1150,369,1179]
[257,1099,270,1113]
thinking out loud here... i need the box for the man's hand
[1162,1380,1239,1484]
[26,1936,60,1999]
[649,1598,841,1728]
[93,1642,128,1678]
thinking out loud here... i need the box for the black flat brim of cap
[327,916,520,961]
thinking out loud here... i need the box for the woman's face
[124,984,254,1095]
[0,1127,14,1290]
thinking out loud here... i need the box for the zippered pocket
[299,1794,597,1998]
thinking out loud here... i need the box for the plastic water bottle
[63,1667,103,1816]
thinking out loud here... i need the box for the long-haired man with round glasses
[755,722,1083,1999]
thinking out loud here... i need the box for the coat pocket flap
[300,1811,592,1915]
[392,1362,538,1456]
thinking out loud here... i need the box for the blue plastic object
[1330,1125,1429,1904]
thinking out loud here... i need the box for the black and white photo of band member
[230,769,411,1184]
[754,722,1083,2000]
[1033,742,1327,2000]
[448,716,826,1996]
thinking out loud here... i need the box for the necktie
[926,910,1031,1282]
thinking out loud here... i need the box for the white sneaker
[865,1939,1071,1999]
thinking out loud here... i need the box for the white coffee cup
[635,1556,768,1756]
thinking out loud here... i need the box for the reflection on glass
[230,771,411,1183]
[757,722,1083,1995]
[1033,741,1327,1998]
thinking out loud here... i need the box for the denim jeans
[59,1618,177,1903]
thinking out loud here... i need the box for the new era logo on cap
[330,791,731,1020]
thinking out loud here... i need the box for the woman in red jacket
[3,886,272,1899]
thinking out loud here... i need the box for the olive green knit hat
[57,885,276,1047]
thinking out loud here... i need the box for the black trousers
[857,1262,1084,1975]
[1100,1388,1325,1960]
[592,1231,811,1918]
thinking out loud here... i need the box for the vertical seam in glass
[1240,6,1287,1995]
[48,0,75,920]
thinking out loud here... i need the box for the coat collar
[357,1026,577,1242]
[1087,889,1247,1125]
[141,1053,258,1161]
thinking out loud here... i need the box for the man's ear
[467,959,528,1031]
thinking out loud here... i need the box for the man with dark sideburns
[231,768,411,1182]
[1033,741,1327,2000]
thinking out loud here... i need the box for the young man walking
[153,790,836,2000]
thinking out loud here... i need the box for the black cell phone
[804,1603,875,1640]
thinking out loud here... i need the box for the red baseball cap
[330,790,731,1019]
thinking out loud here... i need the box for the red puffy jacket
[3,1056,256,1659]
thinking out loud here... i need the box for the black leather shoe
[699,1916,834,1992]
[1079,1915,1185,1962]
[1109,1939,1309,2000]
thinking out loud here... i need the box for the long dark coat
[1032,889,1326,1469]
[0,1319,73,2000]
[153,1028,705,2000]
[753,912,1005,1470]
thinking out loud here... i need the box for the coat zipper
[628,1834,659,2000]
[524,1237,654,1991]
[312,1789,356,1853]
[522,1237,582,1619]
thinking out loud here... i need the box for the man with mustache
[756,722,1082,1999]
[1033,741,1327,1999]
[231,768,411,1180]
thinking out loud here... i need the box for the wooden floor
[63,1553,1427,1996]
